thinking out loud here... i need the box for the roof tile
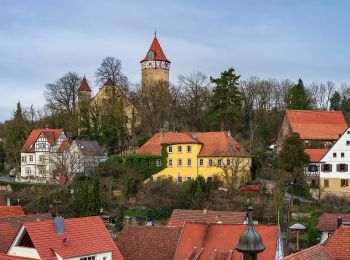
[283,244,334,260]
[0,206,25,218]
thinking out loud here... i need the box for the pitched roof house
[317,213,350,243]
[277,110,347,148]
[7,216,124,260]
[167,209,246,227]
[283,244,334,260]
[0,213,52,254]
[115,226,182,260]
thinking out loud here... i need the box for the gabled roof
[173,222,278,260]
[141,36,170,63]
[16,216,123,260]
[0,254,35,260]
[317,213,350,232]
[21,129,65,153]
[0,206,25,218]
[283,244,334,260]
[78,76,91,92]
[304,149,328,162]
[323,226,350,259]
[136,132,249,157]
[285,110,347,140]
[115,225,182,260]
[168,209,246,227]
[0,213,52,254]
[74,140,106,156]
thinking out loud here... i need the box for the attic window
[80,256,96,260]
[147,51,155,60]
[17,230,34,248]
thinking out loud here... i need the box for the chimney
[203,209,208,215]
[55,216,64,236]
[337,216,343,229]
[6,198,10,206]
[227,131,231,137]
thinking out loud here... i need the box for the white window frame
[208,158,213,167]
[187,145,192,153]
[217,159,222,167]
[168,159,173,167]
[25,167,31,175]
[29,155,34,162]
[226,159,231,166]
[156,159,161,167]
[187,158,192,167]
[177,146,182,153]
[178,158,182,167]
[168,146,173,153]
[199,158,204,167]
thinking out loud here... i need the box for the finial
[154,30,157,38]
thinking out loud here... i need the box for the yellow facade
[320,177,350,196]
[152,143,251,184]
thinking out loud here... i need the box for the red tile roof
[137,132,249,157]
[323,226,350,259]
[141,36,170,63]
[0,254,35,260]
[78,76,91,92]
[0,206,24,218]
[21,129,65,153]
[0,213,52,254]
[283,244,334,260]
[286,110,347,140]
[168,209,246,227]
[115,226,182,260]
[317,213,350,232]
[304,149,329,162]
[21,216,123,260]
[174,222,278,260]
[58,139,69,153]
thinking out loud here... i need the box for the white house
[319,127,350,197]
[20,128,69,183]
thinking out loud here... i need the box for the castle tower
[140,35,170,89]
[78,76,92,106]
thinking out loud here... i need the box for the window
[187,177,192,181]
[322,164,332,172]
[21,156,26,162]
[177,146,182,153]
[25,167,31,174]
[348,130,350,134]
[39,169,46,175]
[38,143,46,150]
[338,164,348,172]
[207,176,213,182]
[39,155,45,162]
[308,164,318,172]
[29,155,33,162]
[148,160,152,166]
[103,257,107,260]
[347,141,350,146]
[168,146,173,153]
[341,179,349,187]
[156,159,161,167]
[187,159,192,167]
[168,159,173,167]
[150,176,154,181]
[178,158,182,167]
[324,179,329,188]
[178,176,183,183]
[333,153,337,158]
[199,158,204,166]
[342,153,345,158]
[226,159,231,166]
[217,159,222,167]
[208,159,213,167]
[187,146,192,153]
[80,256,96,260]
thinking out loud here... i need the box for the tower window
[147,51,155,60]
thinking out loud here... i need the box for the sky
[2,1,350,121]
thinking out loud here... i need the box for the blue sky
[1,1,350,121]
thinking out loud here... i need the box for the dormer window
[147,51,155,60]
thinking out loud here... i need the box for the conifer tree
[286,79,310,110]
[209,68,242,131]
[330,91,341,111]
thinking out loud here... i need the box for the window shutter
[330,164,332,171]
[346,164,349,172]
[321,164,325,171]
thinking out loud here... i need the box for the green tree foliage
[330,91,341,111]
[124,154,163,179]
[5,102,28,167]
[70,177,103,217]
[279,133,309,186]
[0,142,5,172]
[209,68,243,131]
[286,79,310,110]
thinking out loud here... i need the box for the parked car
[240,184,260,192]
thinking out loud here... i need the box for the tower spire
[154,29,157,38]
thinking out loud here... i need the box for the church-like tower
[140,35,170,88]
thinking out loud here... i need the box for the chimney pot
[337,216,343,229]
[6,198,10,206]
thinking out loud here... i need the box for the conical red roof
[141,36,170,63]
[78,76,91,92]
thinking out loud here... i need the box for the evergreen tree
[5,102,28,167]
[330,91,341,111]
[279,133,309,186]
[209,68,242,131]
[286,79,310,110]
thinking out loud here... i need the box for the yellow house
[136,132,251,184]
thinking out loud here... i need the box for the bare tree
[95,57,129,91]
[178,72,211,131]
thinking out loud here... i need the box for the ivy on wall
[124,154,164,179]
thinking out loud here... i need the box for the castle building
[140,35,170,89]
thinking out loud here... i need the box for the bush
[98,155,125,178]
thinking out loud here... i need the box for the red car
[240,185,260,192]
